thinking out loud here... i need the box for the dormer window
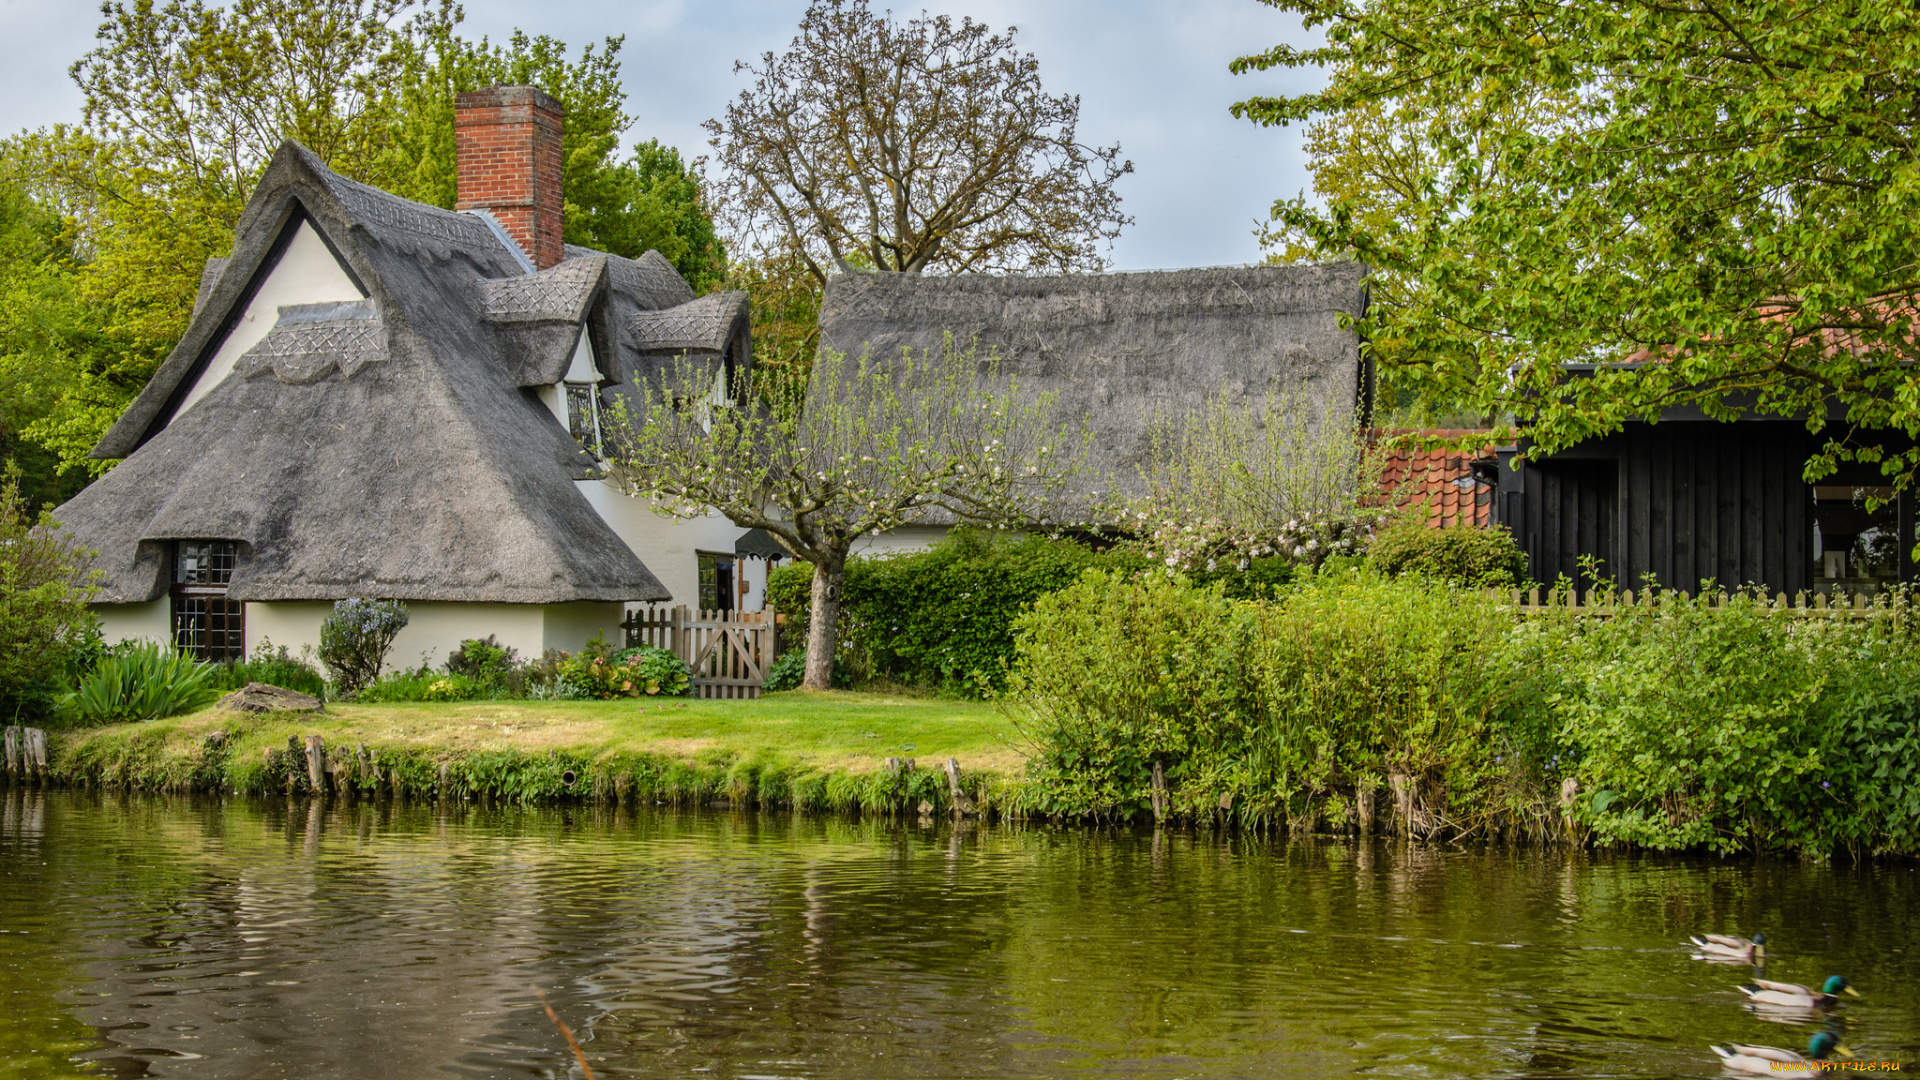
[566,381,603,452]
[537,323,607,457]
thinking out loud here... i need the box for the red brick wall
[455,86,565,270]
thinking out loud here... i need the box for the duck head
[1821,975,1861,998]
[1808,1031,1852,1061]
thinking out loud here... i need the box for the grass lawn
[65,690,1028,777]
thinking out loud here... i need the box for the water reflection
[1,789,1916,1079]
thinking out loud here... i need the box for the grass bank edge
[36,692,1039,816]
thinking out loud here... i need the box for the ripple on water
[1,791,1917,1079]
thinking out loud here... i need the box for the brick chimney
[455,85,565,270]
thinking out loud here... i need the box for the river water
[1,790,1915,1079]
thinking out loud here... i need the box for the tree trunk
[803,553,846,691]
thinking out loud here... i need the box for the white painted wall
[176,221,363,416]
[853,524,950,556]
[574,478,749,611]
[96,599,171,647]
[245,600,625,671]
[538,601,626,653]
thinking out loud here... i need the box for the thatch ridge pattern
[627,291,749,354]
[239,301,386,384]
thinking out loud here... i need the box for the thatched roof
[818,263,1370,510]
[54,140,732,605]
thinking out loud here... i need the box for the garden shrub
[1523,590,1920,856]
[544,635,691,699]
[209,641,327,698]
[768,528,1154,695]
[612,645,692,698]
[318,598,408,697]
[1367,516,1531,589]
[1245,569,1521,824]
[443,630,518,680]
[1008,567,1517,824]
[1008,566,1920,857]
[59,640,220,724]
[1,469,100,719]
[358,669,493,703]
[763,648,806,692]
[758,647,850,692]
[1006,569,1257,819]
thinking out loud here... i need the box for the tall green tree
[369,15,724,284]
[1255,80,1574,426]
[5,0,721,481]
[0,178,100,510]
[1234,0,1920,490]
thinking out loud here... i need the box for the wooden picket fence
[621,606,785,699]
[1498,585,1911,621]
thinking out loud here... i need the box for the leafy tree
[1232,1,1920,492]
[0,467,100,720]
[370,16,724,282]
[1255,80,1574,426]
[605,344,1085,691]
[5,0,722,481]
[0,176,102,509]
[720,243,824,387]
[706,0,1132,287]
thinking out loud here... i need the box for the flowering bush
[357,670,491,703]
[317,598,409,698]
[1119,503,1378,575]
[551,637,692,699]
[616,646,693,697]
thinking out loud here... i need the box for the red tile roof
[1373,429,1497,528]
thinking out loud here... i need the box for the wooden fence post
[26,729,46,779]
[944,757,975,816]
[304,735,326,794]
[1150,759,1168,823]
[2,726,18,778]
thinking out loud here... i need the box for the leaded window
[566,383,602,454]
[172,541,244,661]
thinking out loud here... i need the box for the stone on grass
[218,682,324,714]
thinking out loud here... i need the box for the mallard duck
[1711,1032,1849,1075]
[1690,931,1765,962]
[1740,976,1860,1011]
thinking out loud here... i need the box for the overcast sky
[0,0,1324,272]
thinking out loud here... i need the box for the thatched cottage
[817,262,1371,550]
[54,86,764,665]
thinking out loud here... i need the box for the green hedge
[1008,567,1920,857]
[767,529,1156,695]
[1366,516,1531,588]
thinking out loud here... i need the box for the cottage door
[172,541,244,661]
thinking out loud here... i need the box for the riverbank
[24,692,1034,815]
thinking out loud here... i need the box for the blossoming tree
[1118,390,1379,572]
[605,341,1085,691]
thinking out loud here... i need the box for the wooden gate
[622,606,779,699]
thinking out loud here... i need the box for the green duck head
[1821,975,1861,998]
[1808,1031,1852,1061]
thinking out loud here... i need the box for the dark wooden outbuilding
[1494,416,1918,597]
